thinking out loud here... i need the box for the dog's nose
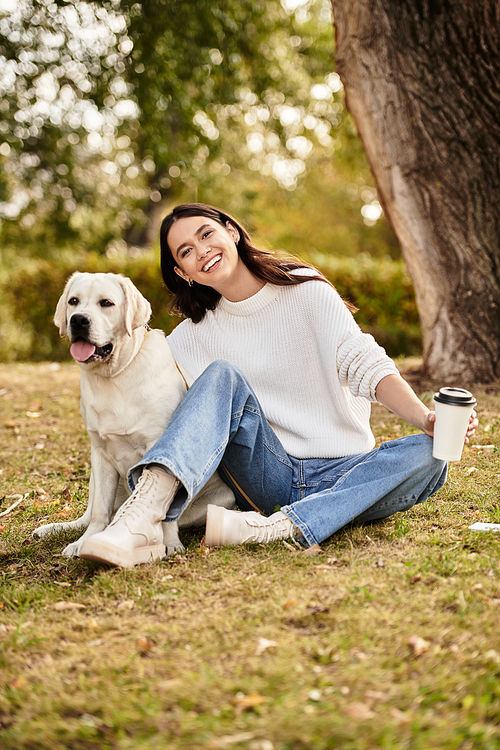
[70,314,91,334]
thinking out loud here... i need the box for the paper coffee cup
[432,387,476,461]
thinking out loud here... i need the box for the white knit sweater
[167,275,399,459]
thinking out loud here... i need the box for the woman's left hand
[424,409,478,443]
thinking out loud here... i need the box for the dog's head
[55,272,152,366]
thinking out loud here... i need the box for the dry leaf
[283,599,297,609]
[26,411,41,419]
[53,581,71,588]
[87,618,98,629]
[54,601,86,611]
[231,692,266,712]
[12,677,27,690]
[467,467,479,475]
[137,636,154,651]
[364,690,387,702]
[255,637,277,656]
[344,702,375,720]
[208,732,255,749]
[117,600,135,610]
[389,707,411,724]
[308,689,322,701]
[300,544,322,557]
[408,634,430,656]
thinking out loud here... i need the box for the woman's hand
[375,375,479,445]
[420,409,478,443]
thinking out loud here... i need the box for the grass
[1,359,500,750]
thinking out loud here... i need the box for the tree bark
[330,0,500,382]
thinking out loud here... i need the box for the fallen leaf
[208,732,255,749]
[53,581,71,587]
[29,399,42,411]
[87,618,98,629]
[137,636,154,651]
[467,467,479,475]
[350,649,369,662]
[344,702,375,720]
[308,689,322,702]
[117,600,134,610]
[364,690,387,702]
[231,692,266,712]
[12,677,27,690]
[54,601,86,611]
[255,637,277,656]
[408,634,430,656]
[389,707,411,724]
[283,599,297,609]
[26,411,41,419]
[300,544,322,557]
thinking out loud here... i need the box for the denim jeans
[128,360,448,547]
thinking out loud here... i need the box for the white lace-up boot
[205,505,297,547]
[79,466,180,568]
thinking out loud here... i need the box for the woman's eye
[202,230,212,240]
[68,297,78,306]
[181,248,191,258]
[100,299,114,308]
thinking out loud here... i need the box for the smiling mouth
[202,254,222,273]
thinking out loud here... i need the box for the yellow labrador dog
[33,271,235,558]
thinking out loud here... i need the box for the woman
[79,203,478,567]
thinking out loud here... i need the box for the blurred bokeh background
[0,0,420,362]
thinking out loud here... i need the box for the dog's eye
[99,299,114,308]
[68,297,78,306]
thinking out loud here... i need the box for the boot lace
[111,471,156,525]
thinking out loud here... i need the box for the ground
[0,359,499,750]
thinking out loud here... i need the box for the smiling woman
[160,202,338,323]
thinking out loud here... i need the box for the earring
[188,279,193,287]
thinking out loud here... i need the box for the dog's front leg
[162,521,186,555]
[62,446,120,557]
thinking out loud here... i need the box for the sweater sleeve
[336,330,400,401]
[301,277,400,402]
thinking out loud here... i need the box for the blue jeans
[128,361,447,547]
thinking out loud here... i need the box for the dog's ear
[54,272,79,337]
[119,276,152,336]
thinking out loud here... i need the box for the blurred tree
[0,0,392,258]
[331,0,500,381]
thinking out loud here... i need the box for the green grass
[1,360,500,749]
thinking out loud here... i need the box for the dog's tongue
[70,340,96,362]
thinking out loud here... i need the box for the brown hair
[160,202,356,323]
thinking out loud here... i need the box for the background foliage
[0,0,420,361]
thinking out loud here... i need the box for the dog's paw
[32,522,62,539]
[165,541,186,556]
[62,541,82,558]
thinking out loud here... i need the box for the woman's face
[169,215,241,292]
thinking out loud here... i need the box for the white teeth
[203,255,221,272]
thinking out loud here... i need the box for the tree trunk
[330,0,500,382]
